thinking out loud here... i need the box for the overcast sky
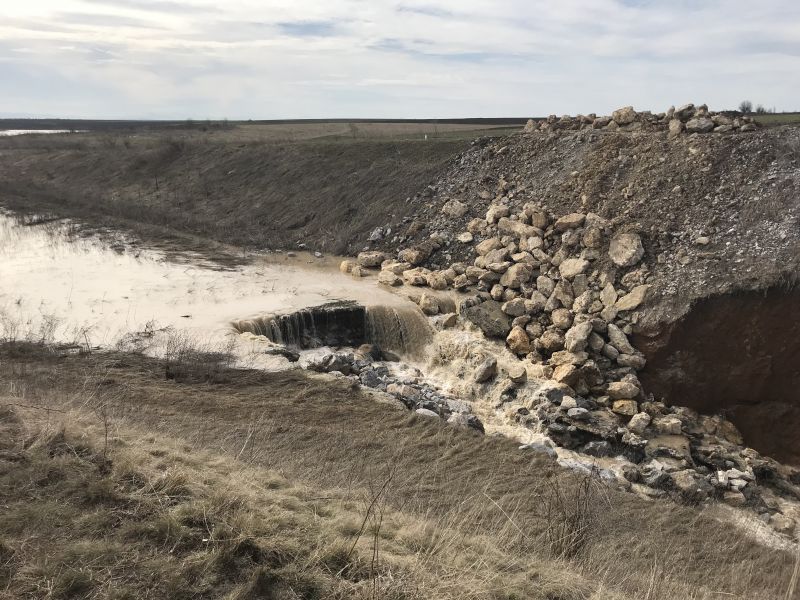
[2,0,799,119]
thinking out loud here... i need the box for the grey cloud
[396,4,456,18]
[276,20,343,37]
[370,38,529,63]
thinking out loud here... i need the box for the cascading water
[232,301,433,356]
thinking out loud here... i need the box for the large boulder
[686,117,715,134]
[486,205,510,224]
[559,258,589,280]
[606,323,636,354]
[506,326,531,355]
[462,300,512,338]
[674,103,695,121]
[609,232,645,268]
[612,106,637,125]
[564,321,593,353]
[474,356,498,383]
[616,285,650,311]
[500,263,533,288]
[554,213,586,232]
[356,251,386,268]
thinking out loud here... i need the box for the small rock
[506,326,531,355]
[457,232,474,243]
[554,213,586,231]
[607,381,639,400]
[377,270,402,286]
[609,233,645,268]
[419,293,439,316]
[770,514,795,536]
[612,400,638,416]
[627,412,651,435]
[415,408,440,419]
[615,285,650,311]
[507,363,528,384]
[567,407,591,421]
[441,199,469,218]
[474,356,498,383]
[559,258,590,280]
[722,490,746,507]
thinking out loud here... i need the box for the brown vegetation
[1,341,797,599]
[0,124,500,255]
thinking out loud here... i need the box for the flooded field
[0,212,423,365]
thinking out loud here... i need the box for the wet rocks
[474,356,498,383]
[506,326,531,355]
[308,351,484,433]
[462,300,511,338]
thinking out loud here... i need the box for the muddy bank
[638,286,800,464]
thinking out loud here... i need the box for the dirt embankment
[0,130,470,254]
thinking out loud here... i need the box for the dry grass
[0,342,798,599]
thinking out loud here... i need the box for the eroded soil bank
[638,286,800,464]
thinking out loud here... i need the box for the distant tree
[739,100,753,113]
[755,104,767,115]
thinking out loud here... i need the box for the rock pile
[523,103,759,137]
[340,200,800,533]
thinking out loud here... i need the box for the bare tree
[739,100,753,114]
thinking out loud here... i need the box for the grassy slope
[754,113,800,126]
[0,343,797,600]
[0,125,484,255]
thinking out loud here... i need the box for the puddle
[0,130,82,136]
[0,213,416,365]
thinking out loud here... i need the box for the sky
[1,0,799,119]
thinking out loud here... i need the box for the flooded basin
[0,213,425,363]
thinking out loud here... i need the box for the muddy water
[0,213,419,364]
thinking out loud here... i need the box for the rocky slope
[329,105,800,535]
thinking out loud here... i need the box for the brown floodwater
[0,213,417,365]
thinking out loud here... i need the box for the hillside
[0,126,479,255]
[1,343,797,600]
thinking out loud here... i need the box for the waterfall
[232,300,432,356]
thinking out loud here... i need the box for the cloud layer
[1,0,799,118]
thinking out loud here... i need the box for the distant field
[208,121,522,142]
[0,118,526,142]
[754,113,800,126]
